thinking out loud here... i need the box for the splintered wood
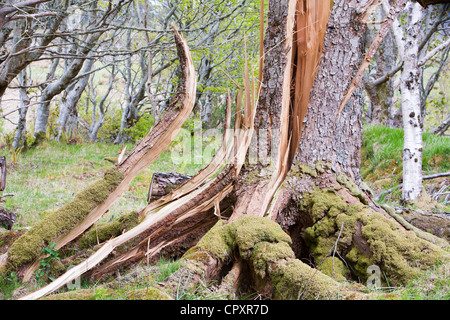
[20,45,256,300]
[20,28,197,283]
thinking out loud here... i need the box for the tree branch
[338,0,409,115]
[0,0,52,28]
[419,37,450,67]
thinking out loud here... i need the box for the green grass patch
[361,125,449,203]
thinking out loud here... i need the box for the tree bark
[0,156,6,191]
[431,113,450,136]
[6,0,449,301]
[400,3,424,202]
[12,69,30,150]
[56,57,95,141]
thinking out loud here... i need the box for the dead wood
[14,28,197,282]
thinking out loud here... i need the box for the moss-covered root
[380,204,449,250]
[6,168,123,270]
[178,215,340,300]
[301,189,449,286]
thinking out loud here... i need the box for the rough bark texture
[363,7,397,126]
[294,0,367,183]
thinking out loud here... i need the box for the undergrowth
[361,124,449,206]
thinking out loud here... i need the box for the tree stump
[147,172,192,203]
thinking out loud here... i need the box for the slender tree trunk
[400,3,424,202]
[431,113,450,136]
[57,57,95,141]
[363,7,397,126]
[12,69,30,150]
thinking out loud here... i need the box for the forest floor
[0,125,449,300]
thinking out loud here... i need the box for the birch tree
[386,2,450,201]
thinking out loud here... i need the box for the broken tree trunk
[3,28,197,281]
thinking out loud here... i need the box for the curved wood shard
[20,28,197,282]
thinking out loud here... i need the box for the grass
[400,260,450,300]
[361,124,449,205]
[155,256,182,282]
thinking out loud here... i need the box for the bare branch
[0,0,52,28]
[419,37,450,67]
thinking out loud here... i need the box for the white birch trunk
[400,3,424,202]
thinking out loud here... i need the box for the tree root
[161,215,341,300]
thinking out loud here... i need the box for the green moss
[78,211,139,250]
[318,257,349,281]
[251,241,295,278]
[44,287,120,300]
[194,220,234,261]
[194,215,292,262]
[270,259,340,300]
[232,215,292,259]
[127,287,173,300]
[7,167,123,268]
[314,160,332,174]
[360,211,445,285]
